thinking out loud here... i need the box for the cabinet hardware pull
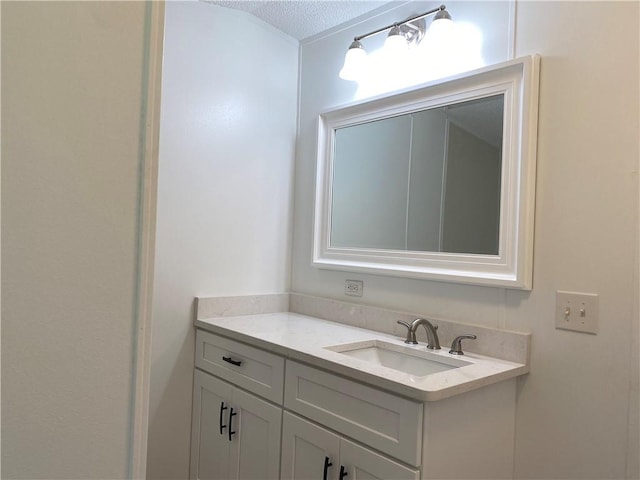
[219,402,227,435]
[222,356,242,367]
[339,465,348,479]
[323,456,333,480]
[228,407,237,441]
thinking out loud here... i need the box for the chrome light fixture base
[397,17,426,47]
[340,4,451,81]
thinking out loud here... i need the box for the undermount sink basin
[325,340,470,377]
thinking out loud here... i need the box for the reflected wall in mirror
[331,94,503,255]
[314,56,540,289]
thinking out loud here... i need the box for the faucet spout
[411,318,441,350]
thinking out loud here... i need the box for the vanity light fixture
[339,4,453,81]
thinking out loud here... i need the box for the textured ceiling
[207,1,393,40]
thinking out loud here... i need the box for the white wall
[146,3,298,478]
[2,2,157,477]
[294,0,514,324]
[293,1,638,478]
[509,2,638,477]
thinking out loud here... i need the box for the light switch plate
[555,291,599,334]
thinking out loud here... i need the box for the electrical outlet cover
[344,279,363,297]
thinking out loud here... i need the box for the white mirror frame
[313,55,540,289]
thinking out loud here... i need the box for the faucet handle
[449,334,477,355]
[396,320,418,344]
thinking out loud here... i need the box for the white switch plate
[555,291,599,334]
[344,279,363,297]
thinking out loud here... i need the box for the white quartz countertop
[195,312,528,402]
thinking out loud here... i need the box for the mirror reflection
[330,94,503,255]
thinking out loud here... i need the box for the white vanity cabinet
[190,330,284,480]
[190,370,282,480]
[191,325,519,480]
[281,411,419,480]
[282,360,516,480]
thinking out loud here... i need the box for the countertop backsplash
[196,292,530,365]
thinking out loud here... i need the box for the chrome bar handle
[449,334,477,355]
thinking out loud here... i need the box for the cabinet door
[285,361,422,466]
[281,412,340,480]
[228,387,282,480]
[340,439,420,480]
[190,370,234,480]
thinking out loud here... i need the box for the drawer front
[284,360,422,467]
[195,329,284,404]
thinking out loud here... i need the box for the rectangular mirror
[313,56,540,289]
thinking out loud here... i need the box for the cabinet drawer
[195,329,284,404]
[284,360,423,467]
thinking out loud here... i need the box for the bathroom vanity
[190,299,529,480]
[187,56,540,478]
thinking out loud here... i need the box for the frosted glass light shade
[339,42,367,81]
[428,15,455,42]
[383,27,409,57]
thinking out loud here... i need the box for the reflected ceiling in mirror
[313,56,540,289]
[331,94,504,255]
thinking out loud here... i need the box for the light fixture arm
[352,4,447,42]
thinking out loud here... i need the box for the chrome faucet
[396,318,441,350]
